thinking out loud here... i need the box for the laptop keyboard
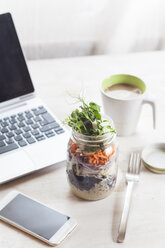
[0,106,65,154]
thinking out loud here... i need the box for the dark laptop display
[0,13,34,103]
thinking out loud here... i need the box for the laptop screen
[0,13,34,103]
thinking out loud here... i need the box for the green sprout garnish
[63,97,116,136]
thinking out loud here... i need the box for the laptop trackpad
[0,150,35,183]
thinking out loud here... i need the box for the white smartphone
[0,191,77,246]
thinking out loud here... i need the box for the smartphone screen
[0,193,70,240]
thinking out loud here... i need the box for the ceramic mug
[101,74,156,136]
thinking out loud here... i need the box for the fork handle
[117,181,134,243]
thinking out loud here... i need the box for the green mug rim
[102,74,146,93]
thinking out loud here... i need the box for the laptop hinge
[19,92,35,101]
[0,93,36,114]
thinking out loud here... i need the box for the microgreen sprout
[63,97,116,136]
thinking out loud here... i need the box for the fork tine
[135,153,139,174]
[136,153,141,174]
[128,152,134,173]
[133,153,137,173]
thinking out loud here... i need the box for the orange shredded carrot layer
[69,140,115,166]
[88,148,115,166]
[70,140,79,154]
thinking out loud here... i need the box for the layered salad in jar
[64,98,117,200]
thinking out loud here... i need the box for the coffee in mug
[104,83,143,100]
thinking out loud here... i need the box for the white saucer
[142,143,165,173]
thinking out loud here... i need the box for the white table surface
[0,51,165,248]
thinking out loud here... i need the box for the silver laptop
[0,13,69,184]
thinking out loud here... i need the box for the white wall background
[0,0,164,59]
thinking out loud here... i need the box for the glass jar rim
[72,128,115,141]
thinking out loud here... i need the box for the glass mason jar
[66,127,118,201]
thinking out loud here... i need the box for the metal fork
[117,152,141,243]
